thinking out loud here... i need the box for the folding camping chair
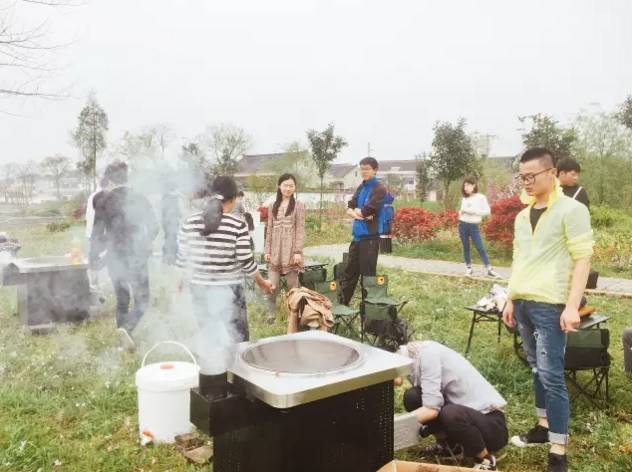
[513,315,611,407]
[313,280,360,337]
[565,328,611,407]
[360,275,411,351]
[299,266,327,290]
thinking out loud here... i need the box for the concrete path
[304,244,632,298]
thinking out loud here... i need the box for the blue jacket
[348,177,387,241]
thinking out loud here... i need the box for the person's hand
[393,377,403,387]
[264,253,271,262]
[257,278,275,295]
[560,305,581,333]
[293,253,302,265]
[502,299,515,328]
[354,208,364,220]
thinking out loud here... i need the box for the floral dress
[264,200,305,274]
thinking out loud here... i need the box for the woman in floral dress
[264,174,305,322]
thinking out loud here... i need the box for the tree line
[415,96,632,211]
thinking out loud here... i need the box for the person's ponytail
[200,176,238,236]
[201,195,225,236]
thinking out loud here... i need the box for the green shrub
[305,215,320,231]
[590,206,621,228]
[46,221,71,233]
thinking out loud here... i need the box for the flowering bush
[594,231,632,271]
[72,206,86,220]
[434,209,459,229]
[392,208,437,243]
[483,196,525,248]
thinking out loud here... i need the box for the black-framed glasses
[515,168,554,185]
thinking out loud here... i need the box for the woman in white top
[458,177,500,278]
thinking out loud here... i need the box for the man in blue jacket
[340,157,386,304]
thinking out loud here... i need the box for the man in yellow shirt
[502,147,593,472]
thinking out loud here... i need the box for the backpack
[378,192,395,235]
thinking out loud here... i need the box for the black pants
[438,405,508,457]
[107,256,149,332]
[403,387,507,458]
[341,238,379,304]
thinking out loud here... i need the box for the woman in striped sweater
[177,176,273,373]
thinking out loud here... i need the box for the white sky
[1,0,631,165]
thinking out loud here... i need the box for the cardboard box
[377,460,498,472]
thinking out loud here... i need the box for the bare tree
[40,154,69,199]
[199,124,251,177]
[16,160,37,206]
[0,1,82,99]
[0,163,17,203]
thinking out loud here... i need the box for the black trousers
[403,387,507,458]
[437,405,508,457]
[107,256,149,332]
[341,238,380,305]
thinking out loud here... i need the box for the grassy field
[1,224,632,471]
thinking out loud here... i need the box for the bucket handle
[141,341,198,368]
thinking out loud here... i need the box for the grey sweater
[409,341,506,414]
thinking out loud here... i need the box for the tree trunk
[319,175,324,230]
[443,180,451,208]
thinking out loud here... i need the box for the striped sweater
[176,211,258,286]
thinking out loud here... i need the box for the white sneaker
[117,328,136,352]
[465,267,473,277]
[473,456,497,470]
[487,268,501,279]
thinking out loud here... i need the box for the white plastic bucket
[135,341,200,444]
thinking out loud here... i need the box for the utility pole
[367,142,373,157]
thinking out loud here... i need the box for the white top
[85,189,100,238]
[458,193,491,224]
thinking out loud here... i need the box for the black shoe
[419,442,463,458]
[510,424,549,447]
[547,453,568,472]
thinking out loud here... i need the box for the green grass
[1,225,632,471]
[304,222,351,247]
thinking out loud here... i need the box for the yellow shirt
[507,182,594,305]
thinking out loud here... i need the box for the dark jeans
[458,221,490,267]
[340,238,379,305]
[514,300,569,445]
[107,256,149,332]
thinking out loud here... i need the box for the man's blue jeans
[514,300,569,445]
[458,221,490,267]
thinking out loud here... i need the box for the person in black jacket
[91,160,159,349]
[340,157,386,305]
[557,158,589,209]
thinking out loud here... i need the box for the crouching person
[399,341,508,470]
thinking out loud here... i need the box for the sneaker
[474,455,497,470]
[117,327,136,352]
[547,453,568,472]
[419,442,463,458]
[510,423,550,447]
[465,267,473,277]
[487,268,501,278]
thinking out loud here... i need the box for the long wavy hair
[271,173,297,219]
